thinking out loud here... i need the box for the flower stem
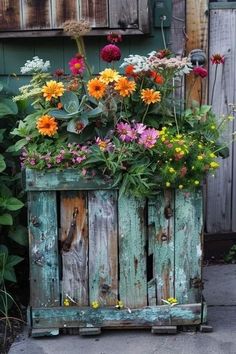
[142,105,149,123]
[172,78,179,135]
[210,64,218,105]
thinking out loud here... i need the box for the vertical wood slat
[28,191,60,307]
[0,0,21,30]
[109,0,138,29]
[88,190,118,306]
[21,0,51,29]
[206,9,235,233]
[118,196,147,308]
[175,190,203,304]
[60,191,88,306]
[170,0,185,56]
[81,0,108,28]
[185,0,208,106]
[148,190,175,305]
[51,0,78,28]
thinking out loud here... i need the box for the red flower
[107,32,122,44]
[193,66,208,78]
[210,53,225,65]
[125,65,138,79]
[156,49,172,59]
[69,56,86,75]
[54,68,64,77]
[100,44,121,63]
[150,71,165,84]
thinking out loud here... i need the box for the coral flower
[210,53,225,65]
[99,68,120,84]
[125,65,138,79]
[100,44,121,63]
[150,71,165,84]
[141,88,161,105]
[138,128,159,149]
[69,56,85,75]
[193,66,208,78]
[41,80,65,101]
[114,77,136,97]
[87,78,106,99]
[36,115,58,137]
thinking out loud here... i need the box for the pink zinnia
[100,44,121,63]
[116,122,132,142]
[133,123,147,135]
[138,128,159,149]
[193,66,208,78]
[69,56,85,75]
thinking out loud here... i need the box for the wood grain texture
[185,0,208,105]
[22,0,51,29]
[118,196,147,308]
[28,191,60,307]
[206,9,235,233]
[175,190,203,304]
[31,303,202,328]
[0,0,21,30]
[170,0,186,56]
[60,191,88,305]
[81,0,108,28]
[52,0,78,28]
[148,190,175,305]
[109,0,138,29]
[88,191,118,305]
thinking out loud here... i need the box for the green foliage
[224,245,236,263]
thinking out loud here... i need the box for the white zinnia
[20,56,50,74]
[121,54,150,73]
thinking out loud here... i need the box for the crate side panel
[60,191,88,306]
[175,189,203,304]
[148,190,175,305]
[88,190,118,306]
[28,191,60,307]
[118,196,147,308]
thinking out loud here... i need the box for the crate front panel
[28,188,203,310]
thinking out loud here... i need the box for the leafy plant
[224,245,236,264]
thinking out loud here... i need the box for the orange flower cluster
[36,115,58,136]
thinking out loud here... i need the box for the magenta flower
[116,122,132,142]
[69,56,86,75]
[100,44,121,63]
[193,66,208,78]
[138,128,159,148]
[133,123,147,135]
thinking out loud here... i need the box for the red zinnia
[100,44,121,63]
[193,66,208,78]
[107,32,122,44]
[210,53,225,65]
[125,65,138,79]
[156,49,171,59]
[150,71,165,84]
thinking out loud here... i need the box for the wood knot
[164,206,173,219]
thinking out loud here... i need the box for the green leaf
[0,214,13,225]
[13,138,28,152]
[49,109,77,120]
[6,255,23,268]
[61,91,80,113]
[8,225,28,246]
[0,154,6,173]
[6,197,24,211]
[86,105,103,118]
[0,129,6,143]
[0,98,18,117]
[3,269,16,283]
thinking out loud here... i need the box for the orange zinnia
[36,115,58,137]
[141,88,161,105]
[87,78,106,99]
[114,77,136,97]
[41,80,65,101]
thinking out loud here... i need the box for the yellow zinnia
[41,80,65,101]
[114,77,136,97]
[36,115,58,137]
[141,88,161,105]
[87,78,106,99]
[99,68,120,84]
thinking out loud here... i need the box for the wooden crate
[24,169,206,336]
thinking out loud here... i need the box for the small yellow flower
[91,301,100,309]
[161,136,166,142]
[99,68,120,84]
[115,300,124,309]
[198,144,203,149]
[167,297,178,305]
[63,298,70,307]
[176,134,182,139]
[178,185,183,190]
[169,167,175,173]
[41,80,65,101]
[210,161,220,169]
[209,153,216,158]
[210,125,216,130]
[197,155,203,161]
[175,147,182,153]
[166,182,171,187]
[194,180,200,185]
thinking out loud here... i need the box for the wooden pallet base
[151,326,177,334]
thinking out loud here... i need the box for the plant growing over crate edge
[11,20,235,197]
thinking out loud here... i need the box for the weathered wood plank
[109,0,138,29]
[60,191,88,306]
[81,0,108,28]
[22,0,51,29]
[118,195,147,308]
[52,0,78,28]
[31,304,202,328]
[175,190,203,304]
[170,0,185,56]
[206,9,235,233]
[28,191,60,307]
[23,169,114,191]
[148,190,175,305]
[88,191,118,306]
[0,0,21,30]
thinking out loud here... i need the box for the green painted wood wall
[0,26,168,92]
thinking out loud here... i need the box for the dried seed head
[63,19,91,38]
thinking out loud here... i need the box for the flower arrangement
[12,21,234,197]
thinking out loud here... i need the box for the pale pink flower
[138,128,159,148]
[116,122,132,142]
